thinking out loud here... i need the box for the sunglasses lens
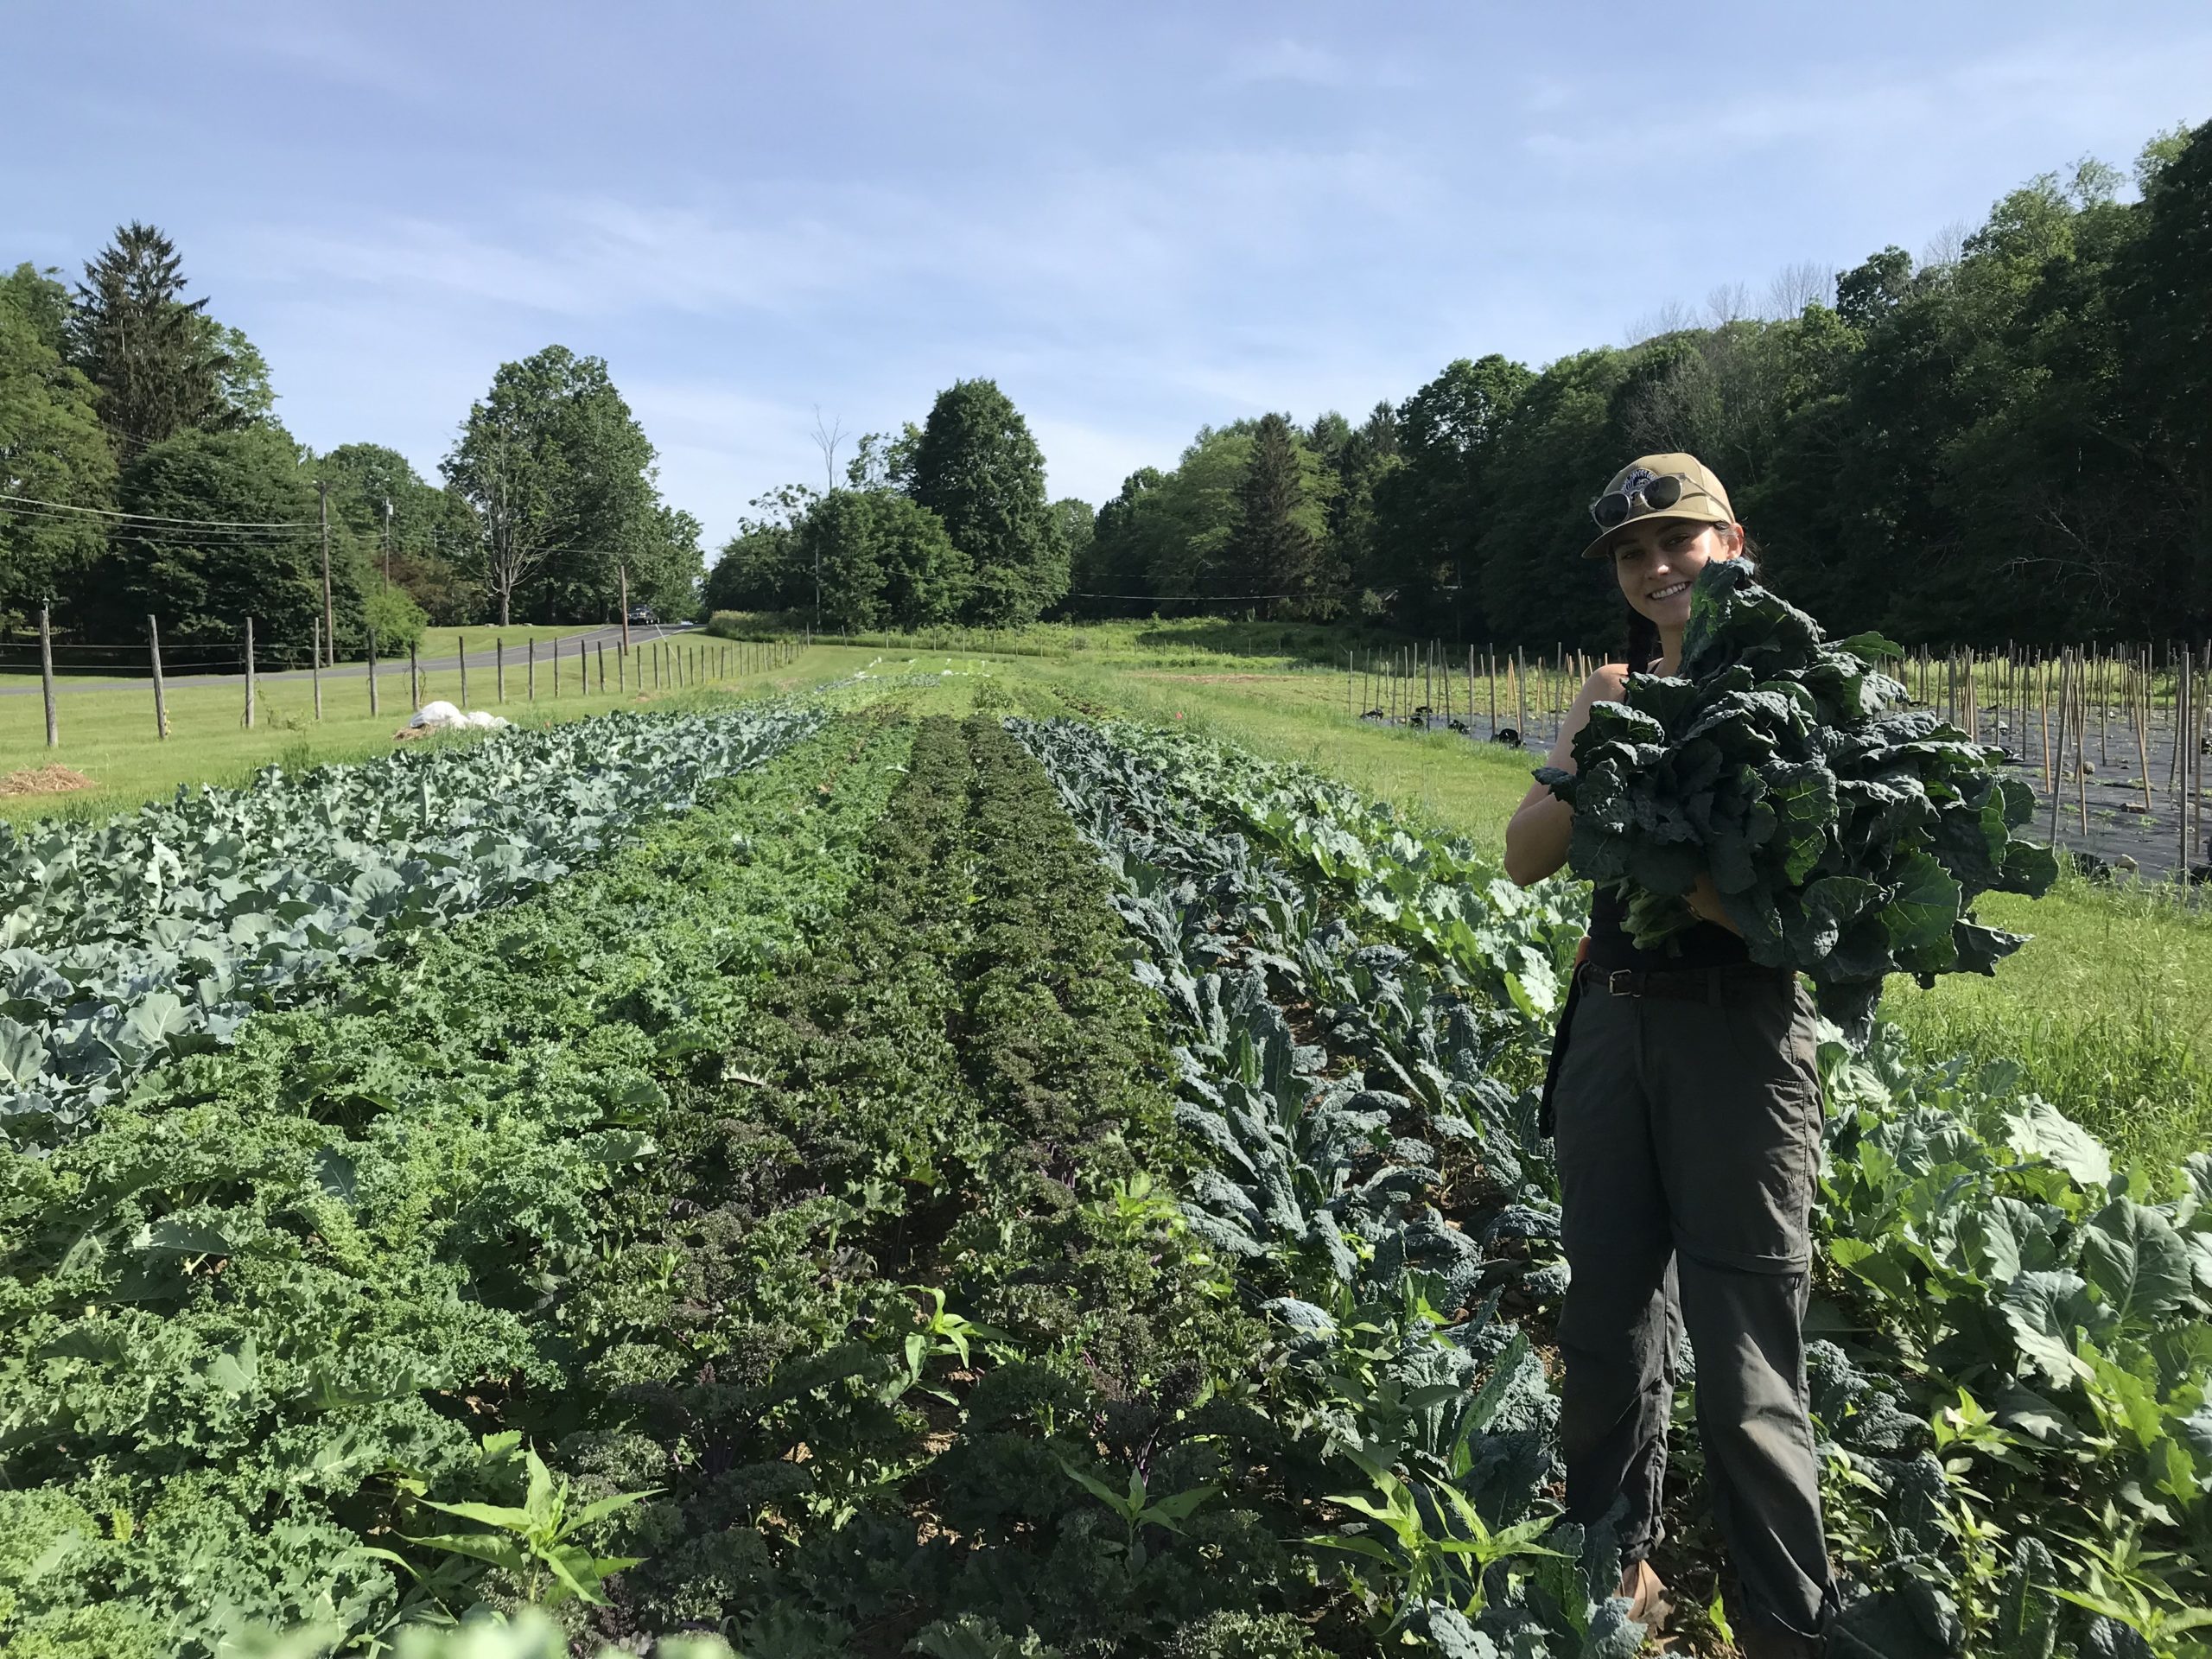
[1645,475,1686,510]
[1591,493,1630,530]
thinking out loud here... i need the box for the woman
[1503,454,1836,1657]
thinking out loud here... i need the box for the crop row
[0,702,823,1149]
[0,710,894,1658]
[1020,718,2212,1656]
[546,716,1298,1656]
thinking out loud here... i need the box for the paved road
[1,622,704,696]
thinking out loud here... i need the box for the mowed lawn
[0,621,631,690]
[0,642,874,821]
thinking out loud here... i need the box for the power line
[0,491,315,530]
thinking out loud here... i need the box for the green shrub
[362,584,429,654]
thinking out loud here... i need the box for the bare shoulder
[1579,661,1631,704]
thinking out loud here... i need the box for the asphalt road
[0,622,702,696]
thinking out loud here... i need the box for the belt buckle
[1606,969,1639,997]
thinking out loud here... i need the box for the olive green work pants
[1550,964,1834,1641]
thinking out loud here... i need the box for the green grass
[0,621,628,688]
[0,643,874,822]
[1879,872,2212,1166]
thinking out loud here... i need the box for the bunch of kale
[1536,559,2056,1039]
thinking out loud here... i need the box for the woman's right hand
[1503,663,1629,887]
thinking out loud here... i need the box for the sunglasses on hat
[1589,468,1700,531]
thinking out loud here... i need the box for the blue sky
[12,3,2211,550]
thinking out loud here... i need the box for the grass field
[0,640,859,821]
[0,620,625,689]
[6,630,2207,1164]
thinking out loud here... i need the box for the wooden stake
[311,619,323,720]
[2047,651,2069,849]
[244,616,257,731]
[149,613,168,740]
[368,630,379,717]
[458,634,469,709]
[528,638,537,700]
[496,638,505,703]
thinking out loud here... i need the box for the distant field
[0,639,850,821]
[0,621,627,689]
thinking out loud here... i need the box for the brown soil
[0,765,93,797]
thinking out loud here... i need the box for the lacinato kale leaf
[1537,559,2056,1038]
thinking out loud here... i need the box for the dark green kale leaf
[1538,559,2056,1039]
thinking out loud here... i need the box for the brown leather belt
[1578,959,1790,1001]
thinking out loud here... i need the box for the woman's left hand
[1687,873,1743,936]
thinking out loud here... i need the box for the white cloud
[1227,39,1347,86]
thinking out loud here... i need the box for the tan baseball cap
[1580,453,1735,559]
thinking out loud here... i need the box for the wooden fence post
[496,638,505,703]
[598,641,607,692]
[149,613,168,740]
[38,603,57,748]
[410,642,420,711]
[244,617,257,730]
[368,631,380,717]
[312,619,323,720]
[37,606,58,747]
[457,634,468,709]
[528,638,537,700]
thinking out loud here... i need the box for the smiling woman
[1501,452,1837,1656]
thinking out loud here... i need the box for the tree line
[0,223,702,652]
[1071,116,2212,651]
[704,378,1089,630]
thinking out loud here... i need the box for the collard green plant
[1535,558,2057,1037]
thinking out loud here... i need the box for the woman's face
[1611,518,1743,629]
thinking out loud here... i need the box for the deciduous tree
[912,378,1060,625]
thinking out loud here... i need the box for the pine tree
[67,223,231,458]
[1222,412,1319,615]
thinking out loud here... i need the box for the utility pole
[318,479,335,667]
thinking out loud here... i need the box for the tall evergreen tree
[911,378,1060,626]
[1222,412,1322,614]
[67,223,232,458]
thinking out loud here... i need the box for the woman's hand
[1685,873,1743,935]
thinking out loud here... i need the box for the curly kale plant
[1535,559,2056,1037]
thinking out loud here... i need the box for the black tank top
[1586,884,1749,971]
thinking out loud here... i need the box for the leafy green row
[543,717,1307,1657]
[0,701,823,1149]
[1015,716,1650,1656]
[0,711,896,1658]
[1042,718,2212,1656]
